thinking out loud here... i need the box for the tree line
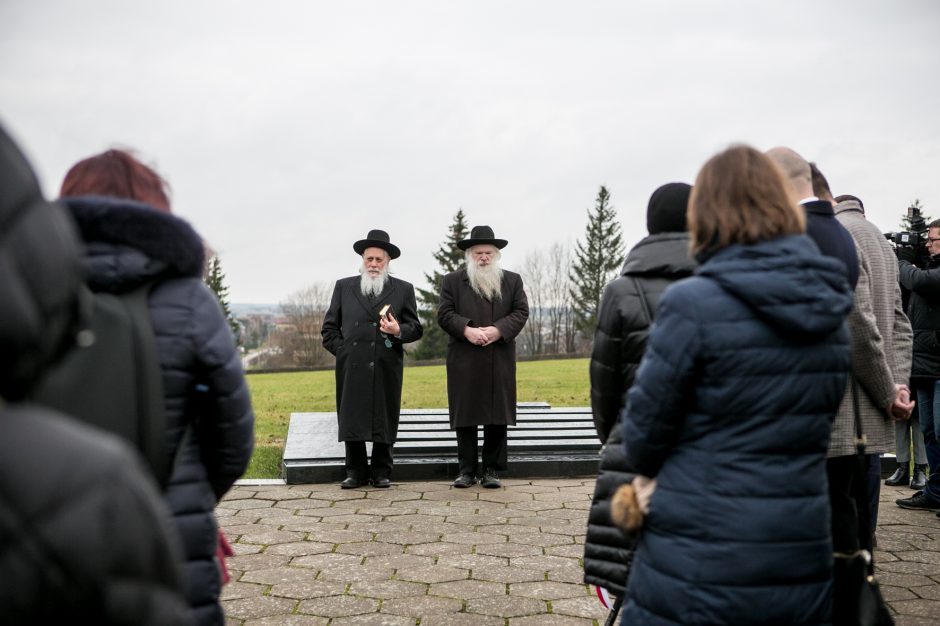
[207,186,626,369]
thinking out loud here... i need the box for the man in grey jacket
[829,195,913,553]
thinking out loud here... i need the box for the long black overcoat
[438,269,528,428]
[322,275,422,443]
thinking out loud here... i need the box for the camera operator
[895,218,940,514]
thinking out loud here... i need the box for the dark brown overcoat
[321,275,422,443]
[437,269,529,428]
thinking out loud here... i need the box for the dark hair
[928,219,940,230]
[60,149,171,212]
[689,144,805,255]
[809,162,832,200]
[834,194,864,211]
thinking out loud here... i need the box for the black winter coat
[64,196,255,626]
[0,124,191,622]
[438,269,529,427]
[899,255,940,379]
[589,232,697,442]
[803,199,860,290]
[583,232,695,597]
[619,235,852,625]
[0,405,195,625]
[321,275,422,442]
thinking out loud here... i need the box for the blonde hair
[689,144,805,255]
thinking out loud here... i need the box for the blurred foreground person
[0,124,193,624]
[583,182,696,605]
[59,148,255,626]
[617,145,852,625]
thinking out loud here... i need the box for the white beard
[360,269,389,297]
[467,260,503,301]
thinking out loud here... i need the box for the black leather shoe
[885,466,909,487]
[371,476,391,488]
[340,476,366,489]
[481,469,501,489]
[452,474,476,488]
[896,491,940,512]
[911,464,928,490]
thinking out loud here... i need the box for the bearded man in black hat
[438,225,529,489]
[322,229,423,488]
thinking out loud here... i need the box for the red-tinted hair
[60,148,171,212]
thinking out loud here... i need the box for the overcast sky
[2,1,939,304]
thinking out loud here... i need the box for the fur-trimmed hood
[62,196,205,292]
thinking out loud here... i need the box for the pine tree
[412,209,470,360]
[205,255,241,343]
[569,186,625,337]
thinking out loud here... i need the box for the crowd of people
[3,116,936,625]
[585,145,937,624]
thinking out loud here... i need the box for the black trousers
[827,454,871,553]
[455,425,507,477]
[345,441,393,480]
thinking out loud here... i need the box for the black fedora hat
[353,229,401,259]
[457,225,508,251]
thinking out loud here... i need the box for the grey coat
[322,275,422,443]
[438,269,529,428]
[830,200,913,457]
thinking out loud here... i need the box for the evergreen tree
[205,255,241,343]
[569,186,625,337]
[412,209,470,360]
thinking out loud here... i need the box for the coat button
[353,341,358,346]
[355,321,359,327]
[371,322,377,327]
[370,341,375,346]
[369,362,374,367]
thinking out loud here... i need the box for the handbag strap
[631,278,653,326]
[850,377,875,556]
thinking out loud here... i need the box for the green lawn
[243,358,590,478]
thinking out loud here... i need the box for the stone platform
[282,405,601,484]
[219,480,940,625]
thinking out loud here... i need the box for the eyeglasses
[928,238,940,243]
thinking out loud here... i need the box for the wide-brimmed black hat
[353,229,400,259]
[457,225,508,251]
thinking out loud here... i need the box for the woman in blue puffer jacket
[59,149,255,626]
[619,145,852,625]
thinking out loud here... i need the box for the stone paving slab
[221,479,940,625]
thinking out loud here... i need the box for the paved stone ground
[218,479,940,625]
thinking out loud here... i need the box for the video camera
[884,204,928,249]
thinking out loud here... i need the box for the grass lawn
[243,357,590,479]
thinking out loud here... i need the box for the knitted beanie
[646,182,692,235]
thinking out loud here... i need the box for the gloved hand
[897,245,917,265]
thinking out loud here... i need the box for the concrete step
[282,405,601,484]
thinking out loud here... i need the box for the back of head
[765,146,812,200]
[646,182,692,234]
[689,144,805,256]
[809,162,833,202]
[60,148,172,212]
[0,125,84,400]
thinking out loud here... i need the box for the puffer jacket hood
[620,231,696,278]
[698,234,853,340]
[63,195,204,292]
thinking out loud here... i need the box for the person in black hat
[321,229,423,488]
[583,182,697,606]
[437,225,529,489]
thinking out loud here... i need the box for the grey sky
[2,1,938,304]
